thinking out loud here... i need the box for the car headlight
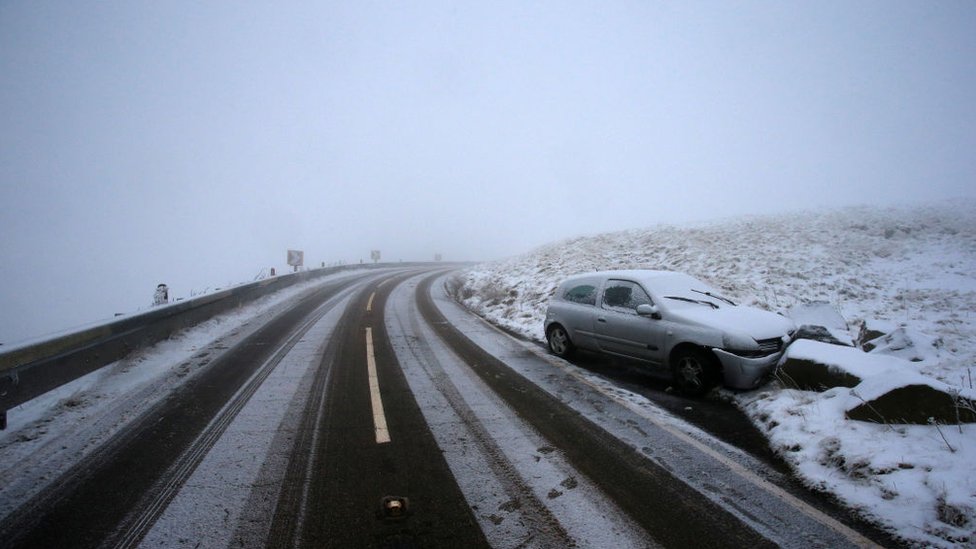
[722,332,757,352]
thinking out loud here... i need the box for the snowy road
[0,267,898,548]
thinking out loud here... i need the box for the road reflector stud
[379,496,410,520]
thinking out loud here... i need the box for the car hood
[669,305,794,341]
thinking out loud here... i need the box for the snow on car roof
[566,269,680,280]
[562,270,726,303]
[564,270,702,287]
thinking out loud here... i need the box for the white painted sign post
[287,250,304,272]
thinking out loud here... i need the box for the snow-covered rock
[863,326,944,363]
[845,371,976,424]
[776,339,901,391]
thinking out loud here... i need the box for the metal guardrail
[0,265,366,429]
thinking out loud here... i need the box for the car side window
[564,284,597,305]
[601,280,653,314]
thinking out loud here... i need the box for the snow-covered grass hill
[456,201,976,548]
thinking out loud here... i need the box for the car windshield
[645,274,733,309]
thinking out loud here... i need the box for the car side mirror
[636,304,661,319]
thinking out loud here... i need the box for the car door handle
[597,317,607,323]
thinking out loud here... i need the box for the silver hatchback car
[544,270,795,395]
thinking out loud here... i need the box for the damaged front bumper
[713,348,783,390]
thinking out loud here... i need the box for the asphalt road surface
[0,267,901,548]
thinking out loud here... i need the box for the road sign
[287,250,304,267]
[370,250,381,263]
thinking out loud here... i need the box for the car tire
[671,348,718,396]
[547,325,575,358]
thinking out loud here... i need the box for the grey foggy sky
[2,1,975,344]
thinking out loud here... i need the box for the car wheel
[547,325,575,358]
[671,348,718,396]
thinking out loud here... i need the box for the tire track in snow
[389,282,576,547]
[388,272,655,548]
[110,285,360,549]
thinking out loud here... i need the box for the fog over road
[0,267,898,548]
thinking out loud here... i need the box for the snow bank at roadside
[455,200,976,547]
